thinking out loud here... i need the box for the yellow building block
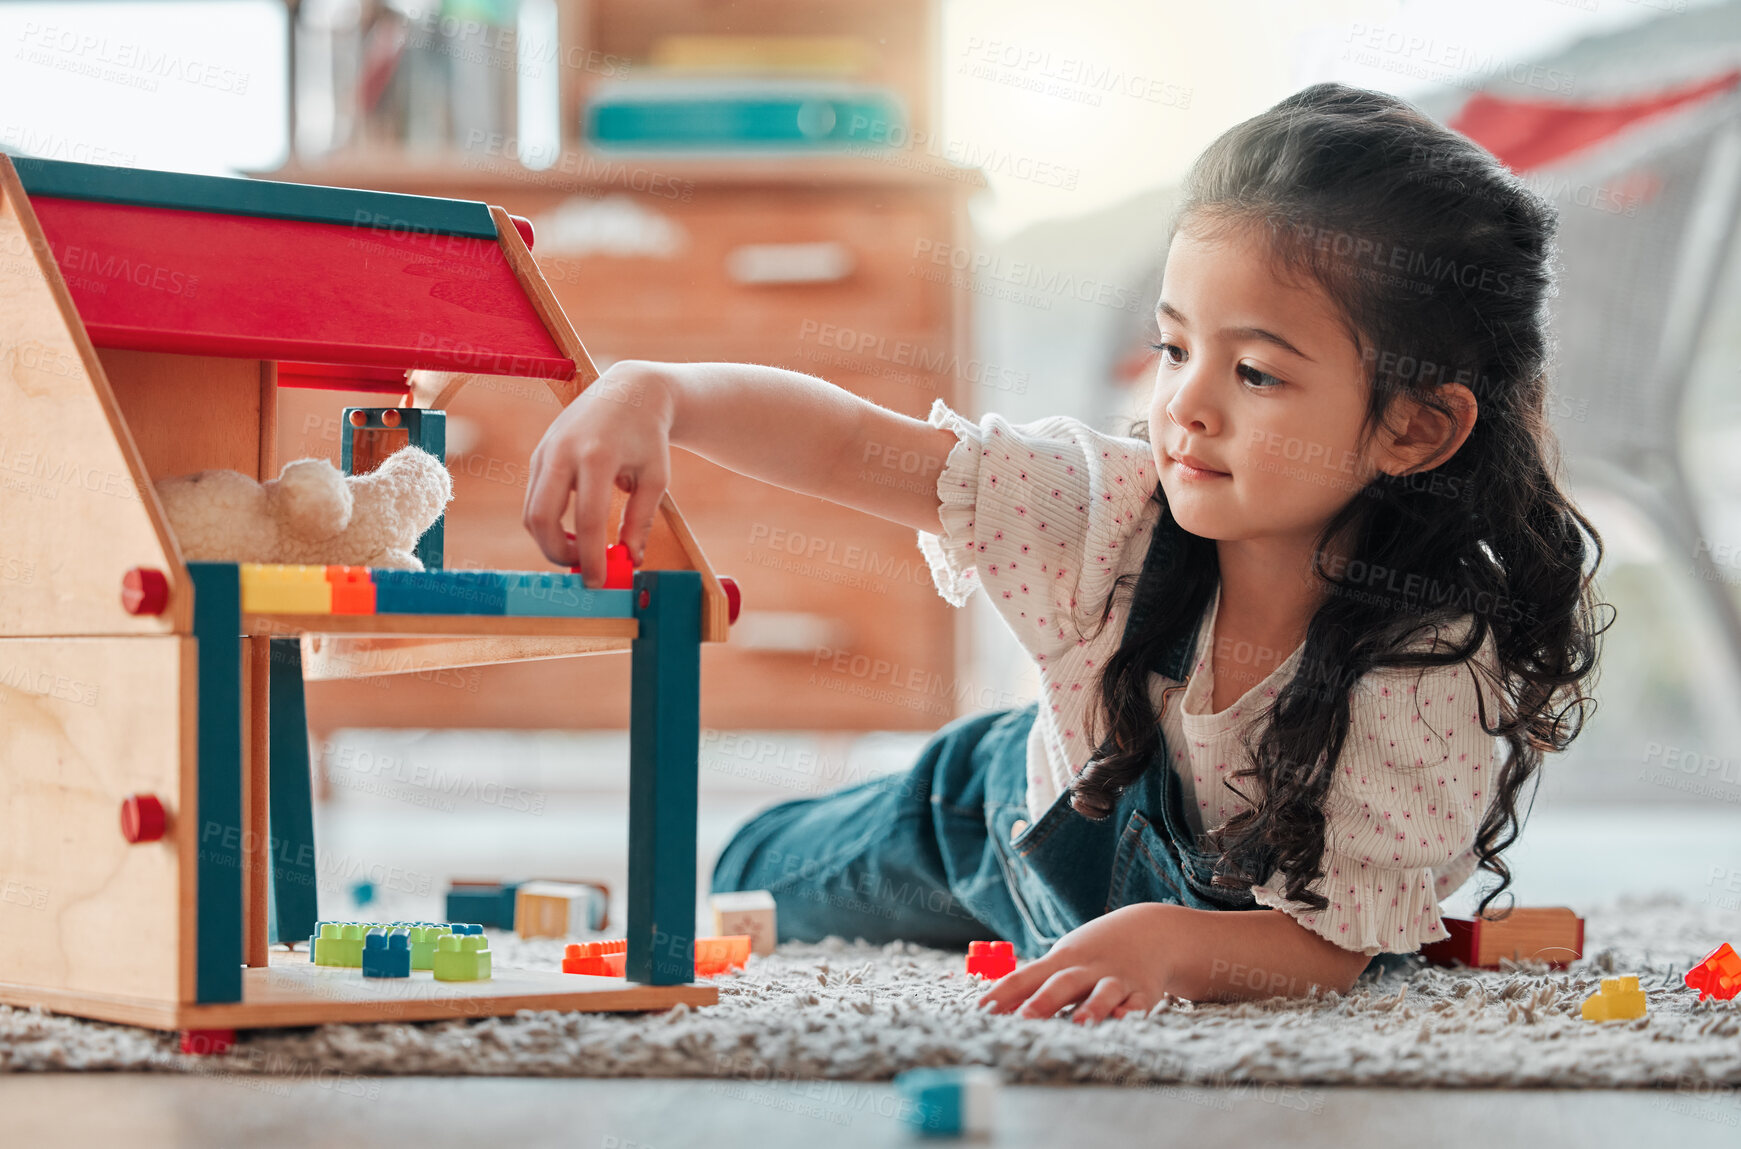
[1581,975,1647,1021]
[241,564,333,614]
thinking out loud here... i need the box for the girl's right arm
[522,359,963,586]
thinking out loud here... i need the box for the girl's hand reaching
[975,903,1182,1024]
[523,361,676,587]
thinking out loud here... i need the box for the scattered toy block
[517,880,597,939]
[694,935,752,978]
[446,882,519,929]
[325,565,376,613]
[893,1067,999,1137]
[710,890,777,956]
[966,940,1016,980]
[504,573,635,618]
[561,939,627,977]
[405,924,453,971]
[1684,942,1741,1002]
[1582,975,1647,1021]
[313,922,366,967]
[240,563,333,614]
[605,543,635,590]
[432,932,492,981]
[1419,907,1584,969]
[180,1028,237,1056]
[362,930,411,978]
[372,570,510,615]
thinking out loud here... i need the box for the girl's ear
[1375,383,1478,477]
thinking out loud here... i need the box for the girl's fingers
[976,955,1056,1014]
[522,451,578,566]
[1109,992,1155,1021]
[1015,967,1097,1019]
[617,466,667,567]
[567,453,620,588]
[1072,977,1131,1026]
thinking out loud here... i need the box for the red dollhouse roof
[14,157,574,390]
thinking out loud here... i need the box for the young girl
[521,83,1606,1021]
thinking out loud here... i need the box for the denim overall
[712,511,1414,981]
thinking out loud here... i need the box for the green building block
[406,924,453,971]
[314,922,367,967]
[432,933,492,981]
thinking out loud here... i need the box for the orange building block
[325,565,376,614]
[561,939,626,977]
[1684,942,1741,1002]
[694,935,752,978]
[966,940,1015,980]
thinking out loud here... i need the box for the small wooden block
[1420,906,1584,969]
[710,890,777,957]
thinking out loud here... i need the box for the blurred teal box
[586,81,907,150]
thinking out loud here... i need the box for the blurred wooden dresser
[272,157,981,733]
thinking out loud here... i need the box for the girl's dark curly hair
[1073,82,1611,923]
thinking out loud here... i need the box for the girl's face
[1149,222,1382,548]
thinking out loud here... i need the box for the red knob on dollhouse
[121,567,169,616]
[718,577,741,624]
[120,793,167,843]
[509,214,535,249]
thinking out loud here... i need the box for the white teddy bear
[156,447,453,570]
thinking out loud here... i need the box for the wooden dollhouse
[0,153,736,1033]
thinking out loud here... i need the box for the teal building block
[432,933,492,981]
[362,931,411,978]
[504,574,635,618]
[372,571,510,615]
[893,1068,1000,1137]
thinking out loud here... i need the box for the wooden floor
[11,1076,1739,1148]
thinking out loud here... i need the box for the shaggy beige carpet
[4,893,1739,1087]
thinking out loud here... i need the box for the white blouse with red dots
[916,398,1503,958]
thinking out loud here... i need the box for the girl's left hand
[976,903,1180,1024]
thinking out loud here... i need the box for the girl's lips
[1169,454,1229,480]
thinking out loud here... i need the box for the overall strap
[1115,504,1209,685]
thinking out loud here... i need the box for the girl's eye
[1149,341,1288,389]
[1238,364,1286,390]
[1149,340,1185,366]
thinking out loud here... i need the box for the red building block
[561,939,627,977]
[966,940,1015,980]
[604,544,635,590]
[1685,942,1741,1002]
[180,1028,236,1056]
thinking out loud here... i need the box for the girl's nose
[1165,368,1221,437]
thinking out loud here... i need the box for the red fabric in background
[1449,68,1741,172]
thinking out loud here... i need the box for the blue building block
[893,1068,1000,1137]
[372,571,511,615]
[450,922,484,935]
[362,931,411,978]
[503,574,636,618]
[352,879,375,907]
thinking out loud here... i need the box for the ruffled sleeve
[916,398,1160,663]
[1251,624,1500,956]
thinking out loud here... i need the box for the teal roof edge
[10,156,499,240]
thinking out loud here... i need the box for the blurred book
[584,79,906,151]
[647,34,876,78]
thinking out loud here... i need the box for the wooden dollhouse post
[267,636,319,947]
[626,569,702,985]
[187,562,245,1003]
